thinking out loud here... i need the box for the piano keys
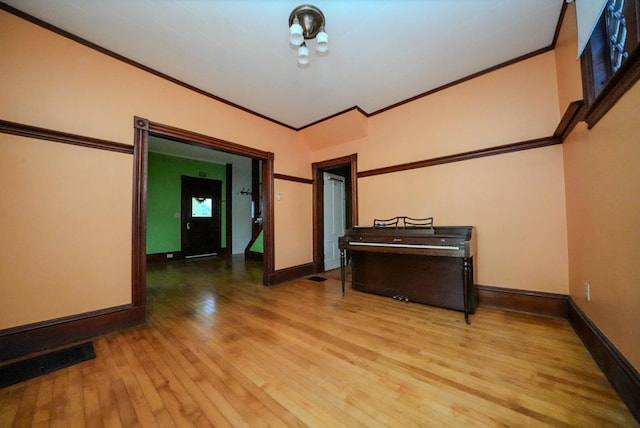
[338,219,477,324]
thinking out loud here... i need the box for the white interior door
[323,172,346,271]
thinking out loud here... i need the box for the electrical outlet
[585,282,591,301]
[166,253,174,259]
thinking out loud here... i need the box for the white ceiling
[148,135,251,165]
[5,0,564,129]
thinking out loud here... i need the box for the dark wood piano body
[338,225,477,323]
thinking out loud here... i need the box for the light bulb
[289,17,303,46]
[298,43,310,65]
[316,28,329,53]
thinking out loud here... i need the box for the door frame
[312,154,358,272]
[132,117,275,309]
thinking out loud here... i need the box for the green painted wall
[147,152,226,254]
[250,229,263,253]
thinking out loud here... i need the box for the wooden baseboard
[148,249,231,263]
[267,263,316,286]
[0,305,145,362]
[147,252,184,263]
[568,298,640,421]
[477,284,568,318]
[244,250,263,261]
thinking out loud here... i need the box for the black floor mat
[307,276,327,282]
[0,342,96,388]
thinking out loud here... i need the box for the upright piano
[338,217,477,323]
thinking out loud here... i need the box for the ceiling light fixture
[289,4,329,66]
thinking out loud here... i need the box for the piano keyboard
[348,242,460,250]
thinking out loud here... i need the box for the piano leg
[340,249,346,296]
[463,257,471,324]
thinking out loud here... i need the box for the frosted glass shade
[316,29,329,53]
[298,44,310,65]
[290,20,304,46]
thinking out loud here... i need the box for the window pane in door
[192,197,212,217]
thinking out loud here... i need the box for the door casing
[312,154,358,273]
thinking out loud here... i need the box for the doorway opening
[146,136,259,260]
[132,117,275,310]
[312,154,358,273]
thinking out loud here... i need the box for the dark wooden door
[181,176,222,257]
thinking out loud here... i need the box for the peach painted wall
[556,4,640,370]
[274,179,313,269]
[300,109,368,150]
[358,146,568,292]
[554,2,583,113]
[0,10,311,329]
[0,135,133,328]
[311,53,569,293]
[563,91,640,370]
[361,53,561,170]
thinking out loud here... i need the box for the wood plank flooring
[1,255,637,427]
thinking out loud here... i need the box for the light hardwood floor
[1,255,637,427]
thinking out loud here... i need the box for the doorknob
[186,222,191,230]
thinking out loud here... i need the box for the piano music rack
[373,216,434,232]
